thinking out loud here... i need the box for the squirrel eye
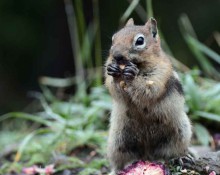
[135,36,144,46]
[133,33,146,50]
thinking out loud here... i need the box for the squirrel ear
[125,18,134,27]
[146,17,157,38]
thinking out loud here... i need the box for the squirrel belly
[105,18,192,174]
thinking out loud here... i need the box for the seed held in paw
[120,81,127,90]
[146,80,154,86]
[120,80,125,87]
[119,64,125,70]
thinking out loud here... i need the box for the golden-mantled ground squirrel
[105,18,192,174]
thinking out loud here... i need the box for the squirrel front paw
[107,62,139,80]
[123,62,139,80]
[107,63,121,77]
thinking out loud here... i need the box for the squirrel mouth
[116,59,128,65]
[112,54,141,67]
[112,55,129,65]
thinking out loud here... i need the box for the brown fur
[105,18,192,174]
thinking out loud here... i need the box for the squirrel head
[109,18,161,65]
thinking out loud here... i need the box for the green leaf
[86,158,108,169]
[79,168,100,175]
[194,123,211,146]
[179,14,220,78]
[14,128,51,162]
[0,112,52,126]
[183,74,201,113]
[195,111,220,122]
[191,36,220,64]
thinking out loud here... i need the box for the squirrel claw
[107,64,121,77]
[123,62,139,79]
[169,154,195,168]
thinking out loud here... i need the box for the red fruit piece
[118,160,169,175]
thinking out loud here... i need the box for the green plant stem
[179,14,220,79]
[120,0,140,25]
[0,112,52,127]
[64,0,85,89]
[81,23,95,69]
[39,76,76,87]
[73,0,85,46]
[127,0,146,22]
[93,0,102,86]
[146,0,153,18]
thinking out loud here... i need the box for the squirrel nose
[113,53,125,62]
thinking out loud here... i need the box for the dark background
[0,0,219,114]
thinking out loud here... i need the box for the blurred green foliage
[0,86,111,174]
